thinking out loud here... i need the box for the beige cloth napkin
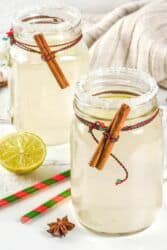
[84,0,167,88]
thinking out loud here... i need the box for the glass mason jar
[71,67,164,235]
[8,4,89,145]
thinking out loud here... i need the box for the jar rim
[75,67,158,110]
[12,3,81,34]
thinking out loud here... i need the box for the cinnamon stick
[89,104,130,170]
[34,33,69,89]
[0,72,7,87]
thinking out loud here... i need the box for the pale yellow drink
[9,6,89,145]
[71,68,164,234]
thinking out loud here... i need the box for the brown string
[103,130,119,142]
[8,14,83,64]
[10,16,82,88]
[76,109,159,132]
[6,16,83,89]
[9,15,82,55]
[13,34,83,55]
[76,109,159,185]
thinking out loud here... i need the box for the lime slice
[0,132,46,174]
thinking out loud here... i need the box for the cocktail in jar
[8,4,89,145]
[71,67,164,235]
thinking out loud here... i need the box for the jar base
[71,204,159,236]
[78,218,151,236]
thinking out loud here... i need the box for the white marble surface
[0,0,167,249]
[0,86,166,194]
[0,182,167,250]
[0,86,166,250]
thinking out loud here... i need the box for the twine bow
[77,108,159,186]
[88,121,128,186]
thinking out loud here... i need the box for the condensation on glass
[71,67,164,235]
[9,4,89,145]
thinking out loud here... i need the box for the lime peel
[0,132,46,174]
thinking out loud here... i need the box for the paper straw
[0,170,70,208]
[21,188,71,223]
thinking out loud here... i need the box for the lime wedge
[0,132,46,174]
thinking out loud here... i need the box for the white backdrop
[0,0,134,32]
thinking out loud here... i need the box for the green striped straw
[21,188,71,223]
[0,170,70,208]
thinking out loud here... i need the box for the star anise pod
[47,216,75,237]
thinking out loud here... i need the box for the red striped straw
[21,188,71,223]
[0,169,70,208]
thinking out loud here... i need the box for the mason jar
[5,4,89,145]
[71,67,164,235]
